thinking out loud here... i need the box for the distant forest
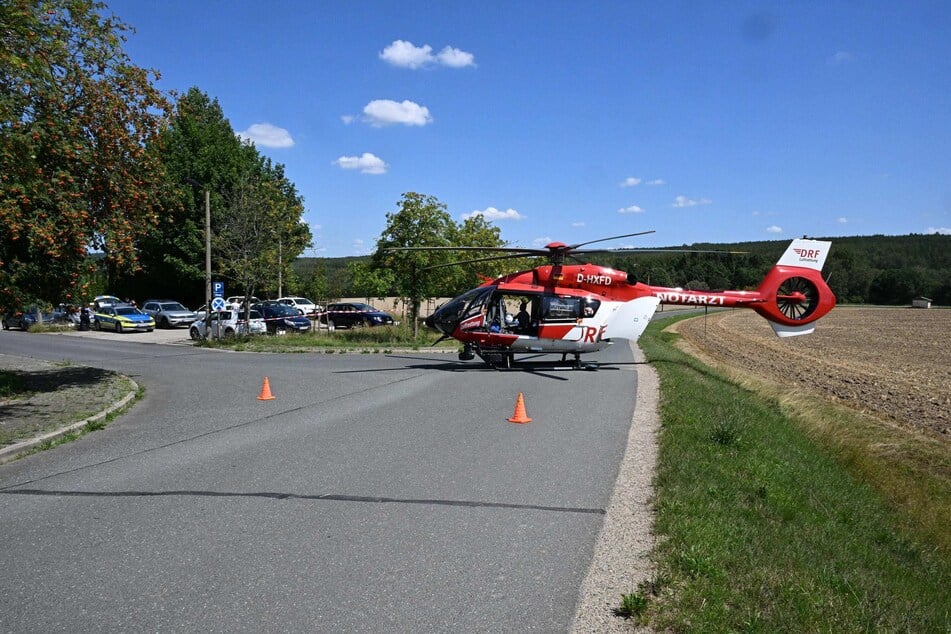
[292,234,951,306]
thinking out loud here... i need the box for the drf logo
[793,248,821,260]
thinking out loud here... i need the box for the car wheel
[116,322,123,333]
[94,319,101,331]
[354,318,367,328]
[189,327,201,340]
[161,317,170,328]
[224,327,235,338]
[1,319,7,330]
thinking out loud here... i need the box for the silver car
[189,308,266,339]
[142,300,198,329]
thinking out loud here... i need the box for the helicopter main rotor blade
[420,252,538,271]
[382,245,548,255]
[568,230,656,250]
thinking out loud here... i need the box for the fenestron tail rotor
[776,276,819,321]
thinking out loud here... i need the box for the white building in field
[911,296,932,309]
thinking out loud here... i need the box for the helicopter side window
[448,287,493,329]
[541,296,582,322]
[583,298,601,317]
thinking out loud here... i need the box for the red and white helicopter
[401,232,836,369]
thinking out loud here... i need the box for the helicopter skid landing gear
[458,344,475,361]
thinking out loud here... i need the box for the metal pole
[205,188,211,317]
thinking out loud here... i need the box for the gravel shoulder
[571,341,658,632]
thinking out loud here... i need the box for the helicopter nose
[425,305,457,335]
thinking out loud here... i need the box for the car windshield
[270,304,298,316]
[248,310,262,320]
[351,303,375,312]
[292,298,312,304]
[115,306,140,316]
[160,302,187,311]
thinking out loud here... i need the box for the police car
[93,304,155,333]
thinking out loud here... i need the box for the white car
[189,308,266,339]
[276,296,321,317]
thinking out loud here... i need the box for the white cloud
[927,227,951,235]
[620,177,641,187]
[837,217,848,224]
[380,40,434,69]
[351,238,371,254]
[532,236,553,247]
[462,207,524,221]
[362,99,432,127]
[827,50,854,65]
[380,40,475,69]
[333,152,388,174]
[571,221,586,228]
[437,46,476,68]
[341,115,355,125]
[618,205,644,214]
[672,195,712,208]
[236,123,294,148]
[766,225,783,233]
[645,179,665,185]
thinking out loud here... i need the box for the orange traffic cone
[257,376,275,401]
[507,392,532,424]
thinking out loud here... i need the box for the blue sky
[107,1,950,257]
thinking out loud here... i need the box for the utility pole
[204,187,211,316]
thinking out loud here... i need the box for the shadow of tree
[4,366,117,395]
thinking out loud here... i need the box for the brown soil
[671,307,951,439]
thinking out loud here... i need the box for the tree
[0,0,171,310]
[372,193,457,336]
[214,160,311,313]
[131,87,256,305]
[372,192,508,336]
[348,261,394,302]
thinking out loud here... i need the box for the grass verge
[634,316,950,632]
[197,323,458,353]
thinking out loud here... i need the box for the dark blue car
[2,307,55,331]
[252,302,312,334]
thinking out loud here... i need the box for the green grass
[634,317,950,632]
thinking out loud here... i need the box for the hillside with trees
[293,233,950,307]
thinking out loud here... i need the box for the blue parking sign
[213,281,224,298]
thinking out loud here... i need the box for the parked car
[93,304,155,333]
[225,295,261,310]
[52,304,81,326]
[252,301,312,334]
[2,307,55,331]
[319,302,396,329]
[189,308,266,340]
[141,299,198,328]
[276,296,321,317]
[92,294,123,309]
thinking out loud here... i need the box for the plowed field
[672,307,951,438]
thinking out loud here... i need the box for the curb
[0,378,139,465]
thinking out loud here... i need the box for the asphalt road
[0,330,641,632]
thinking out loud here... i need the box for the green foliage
[370,192,506,330]
[128,87,311,305]
[0,0,171,311]
[348,260,394,300]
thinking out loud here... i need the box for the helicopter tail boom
[648,239,836,337]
